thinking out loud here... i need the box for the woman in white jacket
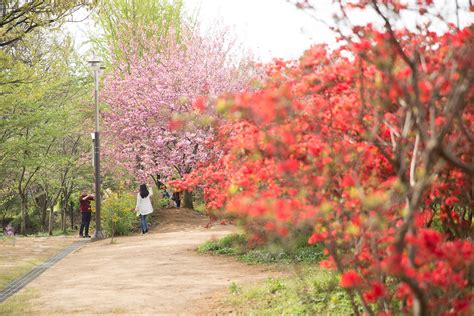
[135,184,153,234]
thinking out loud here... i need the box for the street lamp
[88,55,104,240]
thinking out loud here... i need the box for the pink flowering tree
[101,25,251,207]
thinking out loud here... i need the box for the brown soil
[13,208,281,315]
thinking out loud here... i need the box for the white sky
[184,0,334,61]
[66,0,473,62]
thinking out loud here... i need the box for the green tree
[0,0,96,47]
[93,0,187,67]
[0,29,92,235]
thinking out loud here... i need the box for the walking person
[79,190,94,238]
[135,184,153,234]
[172,188,181,208]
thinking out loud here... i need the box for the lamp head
[87,54,102,72]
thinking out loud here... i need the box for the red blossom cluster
[174,1,473,314]
[177,16,474,315]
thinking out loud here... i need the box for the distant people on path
[135,184,153,234]
[156,182,174,208]
[79,190,94,238]
[4,223,14,236]
[162,186,174,208]
[160,184,171,199]
[172,188,181,208]
[4,223,15,245]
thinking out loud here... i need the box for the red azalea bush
[174,1,473,315]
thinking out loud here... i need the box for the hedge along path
[6,208,281,315]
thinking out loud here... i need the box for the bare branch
[409,133,420,186]
[439,146,474,175]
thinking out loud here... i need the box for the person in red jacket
[79,190,94,238]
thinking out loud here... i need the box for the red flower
[278,159,299,173]
[364,282,386,303]
[444,196,459,206]
[194,96,206,112]
[319,258,336,269]
[309,231,329,245]
[168,119,182,130]
[340,270,363,288]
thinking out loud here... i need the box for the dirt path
[15,208,279,315]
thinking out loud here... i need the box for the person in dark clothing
[172,189,181,208]
[79,190,94,238]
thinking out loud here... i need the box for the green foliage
[158,197,172,208]
[240,246,325,264]
[102,191,136,236]
[194,202,206,214]
[0,0,95,47]
[226,269,354,315]
[149,192,172,209]
[197,234,325,264]
[93,0,188,67]
[228,281,242,295]
[32,228,76,237]
[192,188,206,213]
[0,26,93,234]
[197,234,246,255]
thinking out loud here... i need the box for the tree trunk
[151,174,164,189]
[48,206,54,236]
[41,202,48,231]
[36,192,48,231]
[70,201,74,230]
[183,190,194,209]
[61,203,65,231]
[60,196,65,232]
[63,182,73,233]
[20,195,27,235]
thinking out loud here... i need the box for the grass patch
[225,268,354,315]
[198,234,352,314]
[197,234,325,264]
[0,259,42,290]
[194,202,207,214]
[0,289,38,315]
[0,236,76,291]
[197,234,246,255]
[31,228,76,237]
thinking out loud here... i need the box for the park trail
[15,208,281,315]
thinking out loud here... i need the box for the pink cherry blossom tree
[101,25,251,207]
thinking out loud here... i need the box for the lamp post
[88,55,104,240]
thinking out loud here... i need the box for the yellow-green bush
[102,191,136,236]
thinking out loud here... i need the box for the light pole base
[91,230,105,241]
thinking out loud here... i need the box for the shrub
[197,234,246,255]
[102,191,136,236]
[198,233,325,264]
[178,3,474,313]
